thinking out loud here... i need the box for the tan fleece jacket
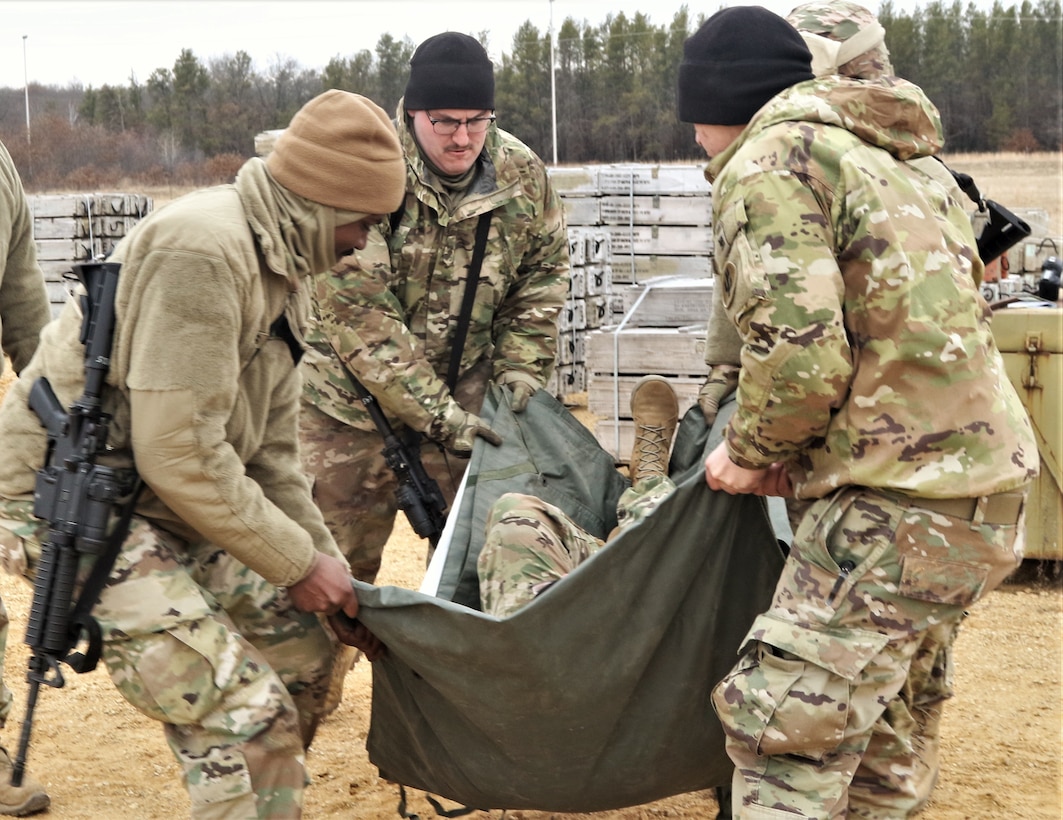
[0,159,345,587]
[0,140,50,378]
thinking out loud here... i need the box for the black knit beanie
[677,7,814,125]
[404,32,495,110]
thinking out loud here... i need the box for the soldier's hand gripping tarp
[350,384,786,812]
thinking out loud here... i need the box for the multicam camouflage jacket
[301,101,569,435]
[706,76,1038,499]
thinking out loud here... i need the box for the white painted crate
[614,278,713,328]
[599,195,713,226]
[601,225,712,257]
[610,255,713,285]
[596,164,711,196]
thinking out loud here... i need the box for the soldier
[0,138,52,815]
[478,376,680,618]
[678,7,1038,818]
[0,90,405,818]
[0,140,50,385]
[696,0,982,429]
[299,32,569,585]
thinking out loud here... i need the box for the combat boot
[628,375,679,485]
[0,748,49,816]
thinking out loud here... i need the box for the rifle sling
[938,156,984,209]
[447,212,492,392]
[68,479,144,669]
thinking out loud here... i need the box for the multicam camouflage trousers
[711,486,1025,820]
[477,475,676,617]
[0,499,333,820]
[298,403,468,581]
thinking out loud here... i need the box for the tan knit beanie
[266,90,405,215]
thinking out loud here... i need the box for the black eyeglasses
[426,113,496,135]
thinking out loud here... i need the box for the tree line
[0,0,1058,190]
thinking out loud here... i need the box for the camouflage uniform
[701,0,987,418]
[705,76,1038,818]
[478,476,674,617]
[0,158,354,818]
[300,100,569,581]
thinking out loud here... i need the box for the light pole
[549,0,558,165]
[22,35,30,145]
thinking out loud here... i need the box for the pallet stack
[546,224,615,399]
[28,193,153,314]
[547,163,716,462]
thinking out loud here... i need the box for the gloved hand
[439,409,503,457]
[498,371,540,413]
[698,365,741,427]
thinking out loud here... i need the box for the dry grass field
[0,152,1059,818]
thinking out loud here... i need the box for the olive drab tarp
[352,385,787,812]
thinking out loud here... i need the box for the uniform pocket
[715,200,771,323]
[895,509,1020,607]
[713,614,888,761]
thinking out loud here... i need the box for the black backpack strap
[936,156,985,210]
[446,211,492,391]
[389,200,406,234]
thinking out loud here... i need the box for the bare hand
[286,553,360,617]
[329,612,387,662]
[704,441,793,497]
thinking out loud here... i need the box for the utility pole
[23,35,31,145]
[549,0,558,165]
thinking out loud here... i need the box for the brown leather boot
[628,375,679,485]
[0,748,49,816]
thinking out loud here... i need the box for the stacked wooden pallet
[551,163,713,286]
[29,193,153,313]
[546,226,614,400]
[548,163,715,462]
[586,278,713,462]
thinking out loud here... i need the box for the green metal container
[992,306,1062,560]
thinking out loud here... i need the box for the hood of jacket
[707,75,944,182]
[236,157,342,285]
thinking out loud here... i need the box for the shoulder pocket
[715,199,771,321]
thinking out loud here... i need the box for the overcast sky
[3,0,998,90]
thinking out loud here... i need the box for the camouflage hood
[708,75,943,181]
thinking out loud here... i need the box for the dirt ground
[0,152,1059,818]
[0,508,1059,820]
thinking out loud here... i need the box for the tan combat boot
[628,375,679,485]
[0,748,49,816]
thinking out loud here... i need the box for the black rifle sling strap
[66,479,144,673]
[446,211,492,391]
[935,157,1030,265]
